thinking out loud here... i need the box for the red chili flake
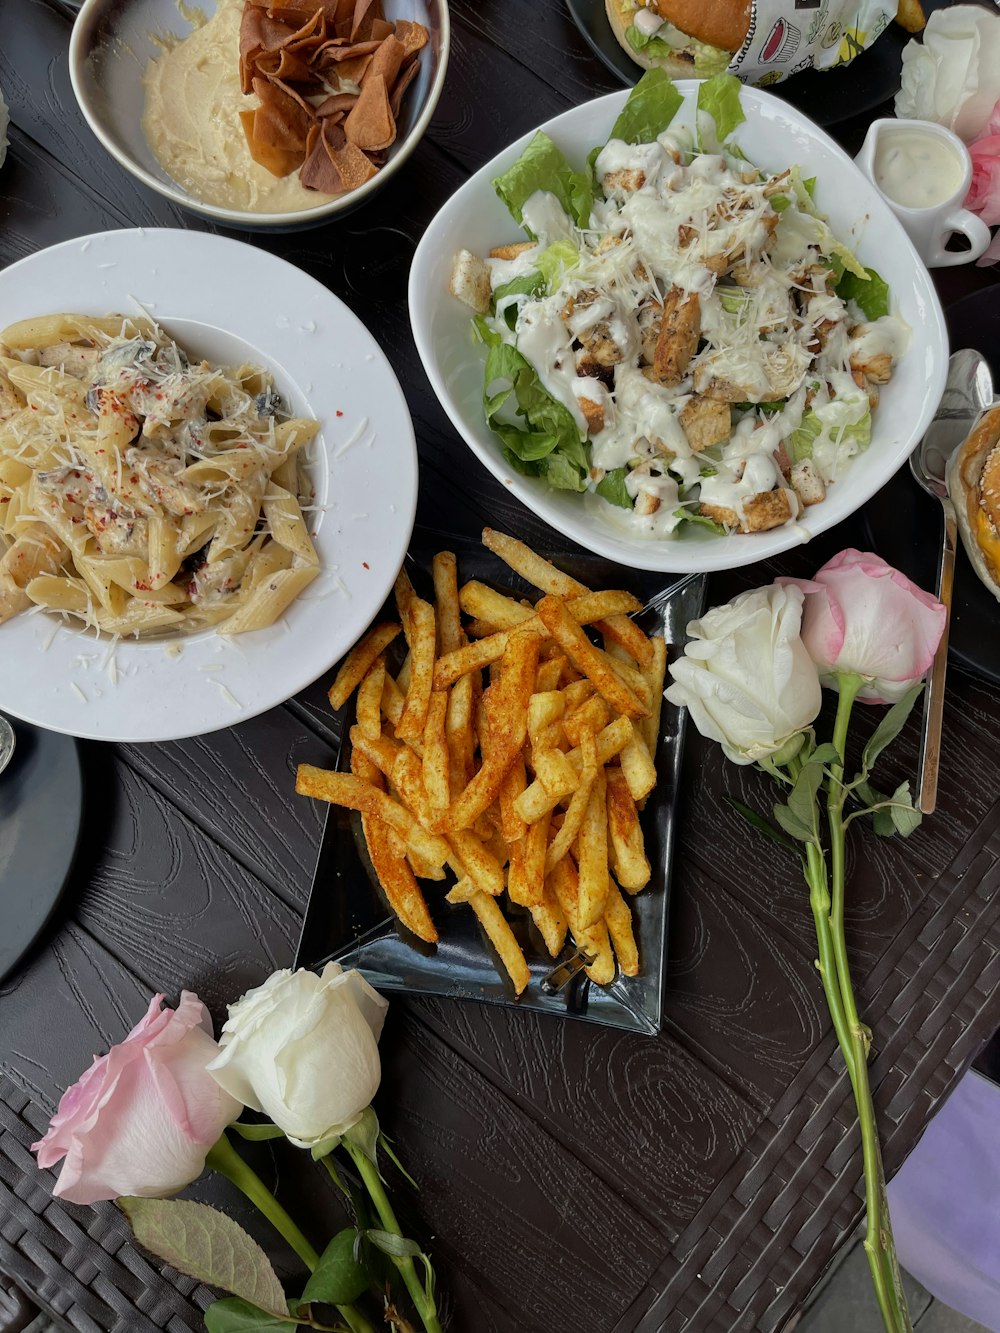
[336,410,344,418]
[134,580,151,592]
[362,561,370,570]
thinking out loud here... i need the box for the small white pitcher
[855,118,991,268]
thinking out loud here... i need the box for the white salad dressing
[873,129,965,209]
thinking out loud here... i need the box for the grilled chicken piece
[700,487,795,533]
[650,287,700,387]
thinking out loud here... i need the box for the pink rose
[32,993,242,1205]
[967,133,1000,226]
[778,551,945,704]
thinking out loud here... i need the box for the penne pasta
[0,313,323,637]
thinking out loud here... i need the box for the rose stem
[337,1145,442,1333]
[206,1134,376,1333]
[823,677,912,1333]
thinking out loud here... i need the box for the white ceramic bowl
[409,83,949,574]
[69,0,449,229]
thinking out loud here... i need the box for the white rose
[207,964,388,1148]
[664,584,822,766]
[895,6,1000,143]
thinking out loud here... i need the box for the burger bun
[946,404,1000,603]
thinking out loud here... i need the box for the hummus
[143,0,332,213]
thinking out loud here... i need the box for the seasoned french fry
[445,672,476,794]
[391,747,439,831]
[422,690,450,809]
[895,0,925,32]
[619,732,658,803]
[481,527,654,666]
[296,765,451,867]
[395,591,437,743]
[432,551,463,654]
[536,596,648,719]
[459,579,534,630]
[561,679,595,712]
[446,630,540,830]
[364,808,438,943]
[445,874,477,904]
[447,827,505,896]
[563,694,610,748]
[328,621,400,710]
[532,748,577,796]
[607,767,651,891]
[498,756,528,843]
[356,657,386,741]
[349,725,402,780]
[527,690,565,746]
[468,892,530,995]
[582,921,616,985]
[577,767,610,928]
[638,634,667,759]
[508,811,548,907]
[535,656,564,691]
[515,716,634,822]
[604,881,639,976]
[545,734,599,871]
[530,882,568,957]
[381,671,406,728]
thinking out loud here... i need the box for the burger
[947,405,1000,602]
[605,0,751,78]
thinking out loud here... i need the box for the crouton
[634,490,660,517]
[579,397,605,435]
[650,287,700,386]
[603,168,646,196]
[700,488,795,534]
[489,241,536,261]
[679,397,731,453]
[790,460,826,507]
[449,249,491,314]
[743,488,795,532]
[851,367,880,410]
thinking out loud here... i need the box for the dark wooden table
[2,3,999,1330]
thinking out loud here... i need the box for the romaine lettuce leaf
[625,25,730,75]
[477,327,589,491]
[674,507,726,534]
[595,467,632,508]
[788,407,871,463]
[492,272,546,327]
[492,132,593,231]
[606,67,684,145]
[835,265,890,321]
[537,240,580,292]
[696,73,746,143]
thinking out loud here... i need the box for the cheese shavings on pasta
[0,312,321,637]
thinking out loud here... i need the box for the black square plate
[295,533,706,1035]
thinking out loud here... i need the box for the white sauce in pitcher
[873,130,965,210]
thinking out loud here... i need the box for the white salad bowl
[409,82,949,574]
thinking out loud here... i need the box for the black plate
[863,287,1000,685]
[565,0,949,128]
[296,531,706,1036]
[0,717,83,983]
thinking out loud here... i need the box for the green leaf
[805,743,842,768]
[204,1298,299,1333]
[363,1229,423,1260]
[230,1123,286,1142]
[624,24,730,74]
[773,803,814,843]
[888,781,922,837]
[301,1229,369,1307]
[787,761,823,834]
[673,507,725,535]
[697,73,746,143]
[606,67,684,146]
[872,805,897,837]
[344,1108,379,1166]
[733,399,785,415]
[595,467,631,509]
[725,797,798,853]
[787,407,871,464]
[835,265,891,321]
[310,1135,342,1161]
[481,339,589,493]
[492,131,592,230]
[492,271,545,328]
[861,683,923,773]
[536,240,579,292]
[379,1135,419,1191]
[119,1199,289,1319]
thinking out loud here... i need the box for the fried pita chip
[345,72,396,152]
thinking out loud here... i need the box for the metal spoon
[0,716,14,777]
[909,349,995,814]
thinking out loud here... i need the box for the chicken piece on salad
[450,72,910,541]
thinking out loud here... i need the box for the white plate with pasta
[0,229,417,741]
